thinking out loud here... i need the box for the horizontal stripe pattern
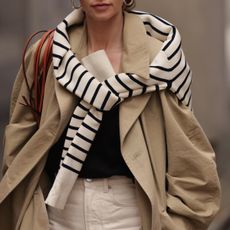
[45,9,192,209]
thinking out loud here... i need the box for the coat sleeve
[1,42,39,175]
[159,90,221,229]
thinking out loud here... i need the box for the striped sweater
[45,9,192,209]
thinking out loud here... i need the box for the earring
[71,0,81,9]
[123,0,134,8]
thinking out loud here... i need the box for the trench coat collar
[55,11,160,141]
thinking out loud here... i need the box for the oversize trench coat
[0,13,221,230]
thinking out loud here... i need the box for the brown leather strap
[21,29,55,125]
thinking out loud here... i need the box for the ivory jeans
[47,176,142,230]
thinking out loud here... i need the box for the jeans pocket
[111,182,138,206]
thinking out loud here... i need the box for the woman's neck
[86,13,124,53]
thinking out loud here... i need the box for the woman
[0,0,221,229]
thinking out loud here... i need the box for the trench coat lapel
[119,94,151,143]
[119,13,157,144]
[118,13,163,213]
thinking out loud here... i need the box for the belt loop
[103,178,109,193]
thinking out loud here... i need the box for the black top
[45,106,133,183]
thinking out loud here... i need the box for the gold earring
[123,0,134,8]
[71,0,81,9]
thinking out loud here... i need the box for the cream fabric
[47,176,142,230]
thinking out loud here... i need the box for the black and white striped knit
[45,9,192,209]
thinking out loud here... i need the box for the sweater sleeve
[160,90,221,229]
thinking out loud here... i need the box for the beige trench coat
[0,13,221,230]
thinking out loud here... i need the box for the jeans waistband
[75,176,135,192]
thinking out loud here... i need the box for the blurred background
[0,0,229,229]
